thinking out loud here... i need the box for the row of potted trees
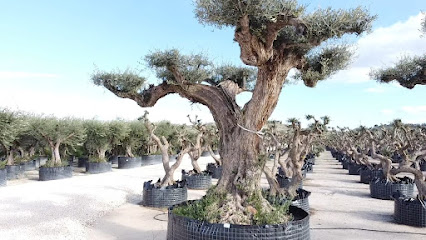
[327,120,426,227]
[0,109,220,185]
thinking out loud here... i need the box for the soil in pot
[0,168,6,186]
[206,163,222,179]
[118,157,141,169]
[6,165,24,180]
[142,180,187,208]
[39,166,72,181]
[86,161,112,174]
[370,177,415,200]
[394,197,426,227]
[181,170,212,190]
[168,201,310,240]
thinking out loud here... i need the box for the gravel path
[0,156,213,240]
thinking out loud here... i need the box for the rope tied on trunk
[237,123,264,138]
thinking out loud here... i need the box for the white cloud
[401,105,426,115]
[365,86,385,93]
[0,72,58,79]
[330,12,426,84]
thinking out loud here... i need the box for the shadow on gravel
[331,189,371,199]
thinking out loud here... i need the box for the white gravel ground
[0,155,214,240]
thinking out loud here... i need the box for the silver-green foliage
[0,109,26,151]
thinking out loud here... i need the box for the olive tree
[92,0,375,224]
[371,14,425,88]
[0,109,27,165]
[84,120,112,162]
[32,116,85,166]
[142,111,194,187]
[121,120,146,158]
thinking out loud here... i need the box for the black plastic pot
[213,150,219,155]
[141,154,163,166]
[6,165,24,180]
[0,168,6,186]
[420,161,426,171]
[39,166,72,181]
[277,175,303,189]
[342,160,348,170]
[292,189,311,213]
[206,163,222,179]
[86,162,112,174]
[78,157,88,167]
[182,173,212,190]
[167,203,310,240]
[360,169,383,184]
[108,155,119,164]
[20,160,37,171]
[348,163,363,175]
[370,178,414,200]
[142,182,187,208]
[118,157,141,169]
[394,198,426,227]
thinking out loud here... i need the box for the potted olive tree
[93,1,375,238]
[32,116,85,181]
[182,115,212,190]
[204,125,222,179]
[0,109,27,180]
[83,120,115,174]
[141,112,193,208]
[117,120,145,169]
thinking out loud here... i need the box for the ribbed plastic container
[167,203,310,240]
[277,175,303,189]
[39,166,72,181]
[20,160,37,171]
[370,179,414,200]
[142,184,188,208]
[118,157,141,169]
[206,163,222,179]
[394,198,426,227]
[182,173,212,190]
[0,168,6,186]
[85,162,112,174]
[360,169,383,184]
[291,189,311,213]
[78,157,88,167]
[6,165,24,180]
[348,163,363,175]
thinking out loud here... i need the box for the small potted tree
[32,116,85,181]
[141,121,179,165]
[117,120,144,169]
[204,125,222,179]
[181,115,212,190]
[141,112,193,208]
[0,109,27,180]
[83,120,115,174]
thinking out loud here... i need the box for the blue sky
[0,0,425,128]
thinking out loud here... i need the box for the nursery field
[87,152,426,240]
[1,152,423,239]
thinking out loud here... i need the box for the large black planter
[360,169,383,184]
[6,165,24,180]
[85,162,112,174]
[348,163,363,175]
[39,166,72,181]
[141,154,163,166]
[182,173,212,190]
[167,203,310,240]
[342,160,349,170]
[108,155,119,164]
[291,189,311,213]
[0,168,6,186]
[20,160,37,171]
[370,179,414,200]
[78,157,88,167]
[142,181,187,208]
[118,157,141,169]
[394,198,426,227]
[206,163,222,179]
[420,161,426,171]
